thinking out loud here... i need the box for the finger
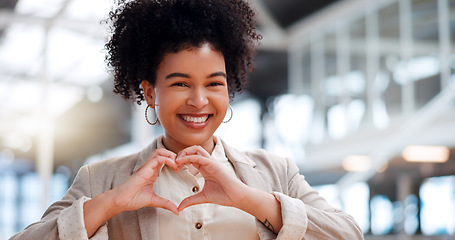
[175,154,208,167]
[177,155,221,175]
[144,149,177,169]
[178,193,209,212]
[139,155,177,172]
[177,145,210,159]
[137,156,178,178]
[151,195,180,216]
[149,148,177,162]
[154,155,178,170]
[175,146,211,171]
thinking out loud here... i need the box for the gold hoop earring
[223,105,233,123]
[145,105,158,125]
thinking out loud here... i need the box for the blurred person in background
[10,0,363,239]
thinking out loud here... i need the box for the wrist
[238,188,283,233]
[88,190,123,220]
[83,190,122,237]
[105,189,127,216]
[237,187,270,214]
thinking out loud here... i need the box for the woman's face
[142,43,229,154]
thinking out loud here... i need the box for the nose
[187,87,209,109]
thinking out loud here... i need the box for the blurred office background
[0,0,454,239]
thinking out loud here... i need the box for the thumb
[152,195,180,216]
[178,193,208,212]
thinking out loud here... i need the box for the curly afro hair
[105,0,262,105]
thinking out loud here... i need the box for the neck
[161,136,216,155]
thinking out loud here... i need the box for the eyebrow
[209,72,227,78]
[165,71,227,80]
[165,72,190,79]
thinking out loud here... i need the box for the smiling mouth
[178,114,212,123]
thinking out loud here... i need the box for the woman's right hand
[111,148,179,215]
[83,148,179,237]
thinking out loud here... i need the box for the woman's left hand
[175,145,284,234]
[175,145,249,211]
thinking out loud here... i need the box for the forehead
[156,43,226,78]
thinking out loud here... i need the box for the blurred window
[341,182,370,233]
[370,194,394,235]
[420,175,455,235]
[0,172,18,238]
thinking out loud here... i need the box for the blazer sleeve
[9,165,108,240]
[274,156,364,240]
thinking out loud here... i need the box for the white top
[155,136,259,240]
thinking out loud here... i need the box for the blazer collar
[133,138,159,173]
[221,139,271,192]
[220,138,256,167]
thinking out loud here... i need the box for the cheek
[155,89,180,106]
[154,94,176,120]
[213,95,230,113]
[218,90,230,104]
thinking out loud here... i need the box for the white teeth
[182,115,209,123]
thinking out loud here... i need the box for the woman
[11,0,363,239]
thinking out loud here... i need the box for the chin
[181,133,214,145]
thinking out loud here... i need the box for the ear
[141,80,156,107]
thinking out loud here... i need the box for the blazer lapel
[133,139,158,173]
[136,207,159,239]
[222,140,273,193]
[134,140,160,239]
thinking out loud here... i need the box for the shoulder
[86,151,140,174]
[243,149,294,174]
[221,139,292,174]
[243,148,285,162]
[74,151,141,196]
[223,142,301,193]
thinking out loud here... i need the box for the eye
[171,82,188,87]
[207,81,225,87]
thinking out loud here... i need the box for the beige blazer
[10,138,363,240]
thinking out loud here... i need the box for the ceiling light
[402,145,450,163]
[342,155,372,172]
